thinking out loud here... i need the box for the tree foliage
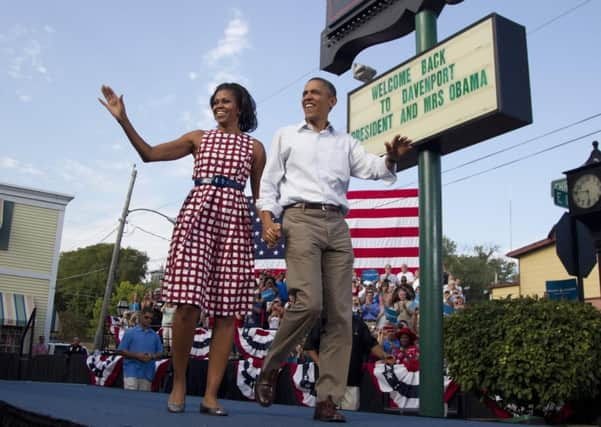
[443,236,516,302]
[444,297,601,415]
[55,244,149,339]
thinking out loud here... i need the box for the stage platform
[0,380,505,427]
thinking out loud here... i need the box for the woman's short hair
[210,82,258,133]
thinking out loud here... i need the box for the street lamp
[352,63,377,83]
[128,208,176,225]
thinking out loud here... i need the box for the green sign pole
[416,8,444,417]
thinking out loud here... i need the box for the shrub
[444,297,601,415]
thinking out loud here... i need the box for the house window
[0,199,14,250]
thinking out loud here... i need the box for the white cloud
[181,10,251,131]
[16,90,31,102]
[56,158,115,191]
[204,10,250,66]
[0,156,43,175]
[43,25,55,34]
[1,26,52,82]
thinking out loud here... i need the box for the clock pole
[564,141,601,303]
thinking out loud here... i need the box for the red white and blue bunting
[370,363,454,410]
[234,327,276,360]
[86,353,169,390]
[235,357,262,400]
[290,362,317,407]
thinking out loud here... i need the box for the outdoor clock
[571,173,601,209]
[564,141,601,228]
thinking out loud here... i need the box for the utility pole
[415,8,444,417]
[93,165,137,351]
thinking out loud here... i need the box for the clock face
[572,173,601,209]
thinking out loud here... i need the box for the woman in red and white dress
[100,82,265,416]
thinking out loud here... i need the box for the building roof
[506,237,555,259]
[0,182,74,208]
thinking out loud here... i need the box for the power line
[396,113,601,189]
[443,129,600,186]
[129,224,171,242]
[443,112,601,174]
[256,68,318,105]
[57,267,108,282]
[528,0,593,35]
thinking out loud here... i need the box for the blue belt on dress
[194,175,244,191]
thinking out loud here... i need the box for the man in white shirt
[254,77,411,422]
[380,263,399,287]
[396,263,415,285]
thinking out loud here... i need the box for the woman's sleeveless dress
[161,129,255,317]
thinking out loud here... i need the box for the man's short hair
[308,77,337,97]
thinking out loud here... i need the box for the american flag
[249,188,419,274]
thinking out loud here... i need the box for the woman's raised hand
[99,84,126,121]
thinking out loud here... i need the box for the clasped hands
[262,222,281,248]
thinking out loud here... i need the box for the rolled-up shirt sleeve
[256,128,286,218]
[348,137,396,185]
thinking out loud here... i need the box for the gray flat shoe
[200,404,228,416]
[167,401,185,413]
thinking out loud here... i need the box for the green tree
[55,244,149,339]
[442,237,516,303]
[88,281,148,337]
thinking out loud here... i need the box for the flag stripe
[349,197,418,209]
[347,189,419,199]
[346,217,419,229]
[353,247,419,258]
[346,207,418,219]
[350,228,419,238]
[351,237,419,248]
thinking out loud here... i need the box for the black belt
[285,202,341,212]
[194,175,244,191]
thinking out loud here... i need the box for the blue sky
[1,1,600,272]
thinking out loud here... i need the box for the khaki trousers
[261,207,354,403]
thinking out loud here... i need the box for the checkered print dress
[161,129,255,317]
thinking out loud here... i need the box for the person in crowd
[161,301,176,353]
[453,295,466,310]
[255,76,412,422]
[129,292,141,313]
[32,335,48,356]
[361,288,380,326]
[141,291,153,310]
[379,263,399,287]
[412,268,420,292]
[304,315,394,411]
[398,275,415,300]
[117,306,163,391]
[396,263,415,285]
[393,288,413,326]
[393,327,419,368]
[274,272,288,303]
[100,81,265,416]
[351,278,362,300]
[65,337,87,357]
[268,298,285,329]
[378,324,400,355]
[351,296,362,318]
[376,279,391,305]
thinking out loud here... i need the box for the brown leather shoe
[256,369,278,407]
[314,396,346,422]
